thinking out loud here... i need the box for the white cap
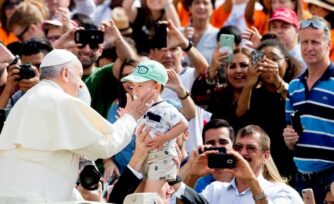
[40,49,78,68]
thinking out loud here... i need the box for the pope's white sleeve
[72,114,137,160]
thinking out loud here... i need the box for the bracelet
[178,91,190,100]
[182,40,193,52]
[253,191,267,201]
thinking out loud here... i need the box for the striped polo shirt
[285,63,334,173]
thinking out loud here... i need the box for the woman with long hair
[236,38,303,183]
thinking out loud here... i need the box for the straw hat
[112,7,132,36]
[304,0,334,11]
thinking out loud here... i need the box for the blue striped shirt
[286,63,334,173]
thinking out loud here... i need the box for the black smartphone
[154,23,167,49]
[199,146,226,154]
[208,153,236,169]
[74,30,104,45]
[251,50,264,65]
[290,110,303,136]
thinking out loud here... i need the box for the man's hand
[223,150,256,180]
[19,65,40,92]
[283,125,299,150]
[166,20,188,50]
[100,19,122,45]
[53,27,80,50]
[124,90,157,120]
[103,159,120,182]
[4,65,20,95]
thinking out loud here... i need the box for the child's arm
[148,118,188,148]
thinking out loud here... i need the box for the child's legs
[144,150,177,192]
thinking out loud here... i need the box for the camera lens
[79,165,101,190]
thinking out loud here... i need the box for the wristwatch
[253,192,267,201]
[182,40,193,52]
[168,175,181,186]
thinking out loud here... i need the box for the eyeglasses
[78,43,99,51]
[300,19,330,32]
[16,26,29,41]
[233,144,264,153]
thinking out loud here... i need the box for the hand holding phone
[219,34,234,63]
[200,147,236,169]
[74,30,104,46]
[290,110,303,136]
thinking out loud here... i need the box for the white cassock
[0,80,136,203]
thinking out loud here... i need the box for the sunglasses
[78,43,99,50]
[47,35,61,42]
[300,19,329,32]
[16,26,29,41]
[233,144,264,153]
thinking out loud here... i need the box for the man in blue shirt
[284,16,334,203]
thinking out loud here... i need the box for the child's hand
[147,133,167,149]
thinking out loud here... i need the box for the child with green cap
[121,59,188,193]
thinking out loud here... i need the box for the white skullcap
[40,49,78,68]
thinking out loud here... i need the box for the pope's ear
[61,68,69,82]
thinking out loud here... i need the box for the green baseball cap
[121,60,168,86]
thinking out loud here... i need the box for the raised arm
[122,0,138,23]
[164,0,181,28]
[236,63,261,117]
[167,20,208,76]
[244,0,256,25]
[101,19,137,80]
[166,69,196,120]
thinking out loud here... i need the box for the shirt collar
[299,62,334,81]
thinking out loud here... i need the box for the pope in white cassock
[0,49,154,203]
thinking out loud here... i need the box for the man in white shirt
[0,49,155,203]
[172,125,303,204]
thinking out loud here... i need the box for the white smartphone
[302,188,316,204]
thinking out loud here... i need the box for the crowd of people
[0,0,333,203]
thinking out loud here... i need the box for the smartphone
[74,30,104,45]
[290,110,303,136]
[208,153,236,169]
[251,50,264,65]
[302,188,316,204]
[199,147,226,154]
[154,23,167,49]
[219,34,234,63]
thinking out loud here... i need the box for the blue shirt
[194,174,215,193]
[285,63,334,172]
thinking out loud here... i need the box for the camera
[18,64,35,80]
[201,147,236,169]
[79,164,101,190]
[74,30,104,45]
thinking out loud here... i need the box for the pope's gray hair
[40,61,75,80]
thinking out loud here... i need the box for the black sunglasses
[78,43,99,50]
[16,26,29,41]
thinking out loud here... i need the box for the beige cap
[112,7,132,36]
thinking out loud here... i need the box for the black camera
[18,64,35,80]
[79,164,101,190]
[201,147,236,169]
